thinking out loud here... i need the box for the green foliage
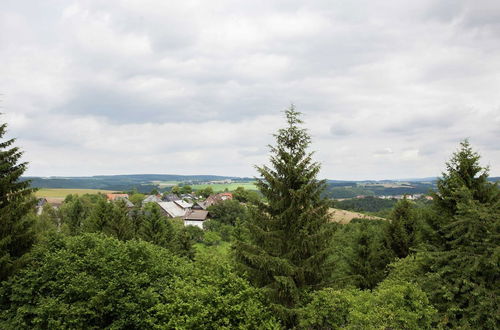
[333,196,397,213]
[388,206,500,328]
[299,282,436,329]
[0,234,278,329]
[233,186,261,204]
[59,195,92,235]
[346,222,393,290]
[180,185,192,194]
[299,288,351,328]
[128,192,145,206]
[83,198,132,241]
[171,185,181,195]
[208,199,248,227]
[234,106,333,325]
[140,203,174,248]
[0,121,36,282]
[384,198,420,258]
[32,205,59,239]
[197,186,214,198]
[394,140,500,328]
[202,231,222,246]
[204,199,250,242]
[425,139,500,251]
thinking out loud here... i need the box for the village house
[183,209,209,228]
[200,192,233,209]
[106,193,129,201]
[162,193,181,202]
[156,201,189,218]
[142,194,162,205]
[36,197,65,215]
[106,193,134,208]
[154,192,231,228]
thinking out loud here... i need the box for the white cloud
[1,0,499,179]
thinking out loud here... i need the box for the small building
[202,192,233,209]
[162,194,181,202]
[142,195,162,205]
[191,202,206,210]
[184,209,209,228]
[36,197,65,215]
[106,193,129,201]
[174,200,193,210]
[157,201,188,218]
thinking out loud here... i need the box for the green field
[190,182,257,192]
[35,188,117,198]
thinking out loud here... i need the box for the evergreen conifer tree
[234,105,333,326]
[384,198,419,258]
[419,140,500,327]
[0,120,36,281]
[141,203,174,248]
[84,197,113,233]
[347,224,393,290]
[106,199,133,241]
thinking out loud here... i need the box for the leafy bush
[299,282,435,329]
[0,233,278,329]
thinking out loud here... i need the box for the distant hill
[22,174,252,193]
[22,174,499,195]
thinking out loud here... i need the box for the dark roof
[162,194,181,202]
[184,210,209,221]
[202,192,233,208]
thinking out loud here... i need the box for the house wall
[184,220,204,229]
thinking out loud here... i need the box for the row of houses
[37,192,233,229]
[354,194,433,200]
[153,192,233,228]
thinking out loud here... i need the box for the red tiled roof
[106,193,129,201]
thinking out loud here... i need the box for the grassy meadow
[35,188,117,198]
[190,182,257,192]
[328,208,385,224]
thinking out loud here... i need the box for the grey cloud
[2,0,500,178]
[330,123,353,136]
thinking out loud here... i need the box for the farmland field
[190,182,257,192]
[35,188,117,198]
[328,208,385,224]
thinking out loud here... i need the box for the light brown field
[328,208,385,224]
[35,188,116,198]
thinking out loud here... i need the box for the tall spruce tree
[425,139,499,251]
[141,203,174,248]
[0,120,36,281]
[419,140,500,327]
[234,106,333,326]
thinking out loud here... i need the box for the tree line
[1,108,499,328]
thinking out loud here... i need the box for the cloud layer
[1,0,499,179]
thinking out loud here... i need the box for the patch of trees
[333,196,398,213]
[325,182,436,198]
[1,111,499,328]
[0,234,277,328]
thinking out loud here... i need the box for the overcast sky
[1,0,499,180]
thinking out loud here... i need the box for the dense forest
[1,108,499,329]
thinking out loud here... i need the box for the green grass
[35,188,117,198]
[190,182,257,192]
